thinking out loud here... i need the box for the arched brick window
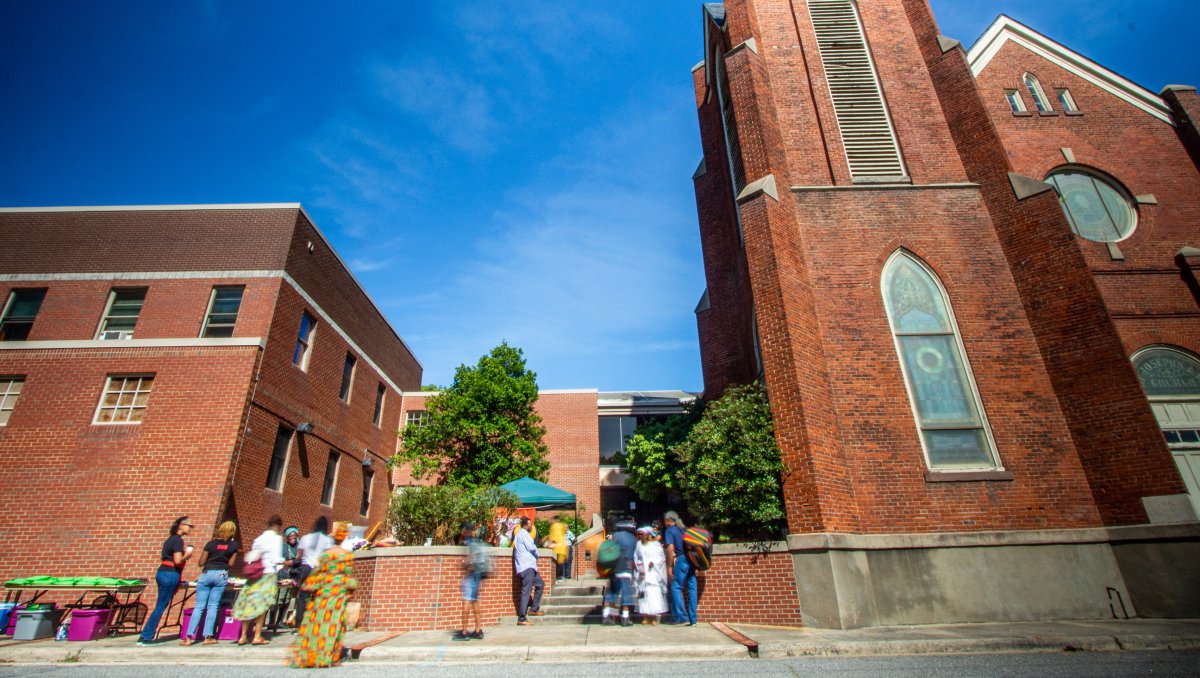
[882,251,1000,470]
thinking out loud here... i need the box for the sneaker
[451,631,470,641]
[136,640,153,646]
[620,617,633,627]
[528,610,545,616]
[516,619,533,626]
[688,622,697,626]
[665,619,688,626]
[601,617,615,626]
[469,630,484,640]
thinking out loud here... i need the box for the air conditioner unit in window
[100,331,133,340]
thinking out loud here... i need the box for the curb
[755,634,1200,659]
[357,643,749,663]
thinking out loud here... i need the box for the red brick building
[691,1,1200,626]
[393,389,696,523]
[0,204,421,588]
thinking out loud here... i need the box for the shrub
[388,485,521,545]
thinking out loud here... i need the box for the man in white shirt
[292,517,334,629]
[513,517,544,625]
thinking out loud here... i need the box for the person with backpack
[663,511,696,626]
[453,522,487,641]
[601,520,638,626]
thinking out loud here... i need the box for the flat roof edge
[0,203,303,213]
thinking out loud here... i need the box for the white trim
[967,15,1174,125]
[265,424,294,493]
[0,269,410,394]
[0,203,303,213]
[0,270,283,282]
[281,273,404,394]
[539,388,599,395]
[0,203,423,371]
[0,337,265,350]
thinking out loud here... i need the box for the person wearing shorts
[453,522,485,640]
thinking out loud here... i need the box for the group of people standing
[139,514,358,668]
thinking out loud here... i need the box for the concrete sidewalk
[0,618,1196,664]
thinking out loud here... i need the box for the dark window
[599,416,637,462]
[202,286,244,338]
[0,289,46,341]
[360,467,374,516]
[266,425,292,490]
[293,312,317,368]
[321,451,340,505]
[339,353,357,402]
[372,383,386,426]
[97,288,147,339]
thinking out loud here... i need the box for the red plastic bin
[67,608,110,641]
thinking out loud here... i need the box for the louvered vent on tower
[809,0,905,179]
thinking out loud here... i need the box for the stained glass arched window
[1023,72,1051,113]
[1046,168,1137,242]
[882,251,1000,470]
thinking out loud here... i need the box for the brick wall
[695,546,803,626]
[351,548,556,631]
[0,345,257,585]
[393,391,600,519]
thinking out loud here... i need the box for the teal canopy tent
[499,477,577,508]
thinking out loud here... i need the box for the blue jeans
[670,558,697,623]
[139,569,181,641]
[186,570,228,639]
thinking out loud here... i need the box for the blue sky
[2,2,1197,391]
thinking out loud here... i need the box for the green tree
[388,485,521,545]
[394,342,550,488]
[623,403,702,502]
[673,382,785,539]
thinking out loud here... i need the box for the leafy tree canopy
[394,342,550,488]
[675,382,785,538]
[622,382,785,539]
[623,401,702,502]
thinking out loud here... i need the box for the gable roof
[966,15,1174,125]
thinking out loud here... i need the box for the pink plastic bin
[181,607,242,641]
[67,608,110,641]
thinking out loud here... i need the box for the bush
[674,382,785,539]
[388,485,521,545]
[556,511,589,536]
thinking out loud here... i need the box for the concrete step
[499,613,604,626]
[538,603,603,616]
[544,594,605,606]
[550,582,608,596]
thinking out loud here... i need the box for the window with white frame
[293,311,317,369]
[404,410,428,429]
[339,353,356,402]
[201,286,244,338]
[1004,89,1026,113]
[0,377,24,425]
[1023,73,1052,113]
[360,467,374,516]
[96,288,147,340]
[94,375,154,424]
[0,289,47,341]
[320,450,340,506]
[372,383,386,426]
[882,252,999,470]
[266,424,292,491]
[1055,88,1079,112]
[1045,168,1137,242]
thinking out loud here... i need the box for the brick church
[690,1,1200,626]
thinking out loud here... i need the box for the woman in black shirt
[138,516,193,644]
[182,520,239,645]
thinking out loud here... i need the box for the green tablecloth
[5,576,143,587]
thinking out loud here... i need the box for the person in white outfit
[635,526,669,624]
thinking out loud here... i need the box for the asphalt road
[1,651,1199,677]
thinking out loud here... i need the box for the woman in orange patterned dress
[288,522,356,668]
